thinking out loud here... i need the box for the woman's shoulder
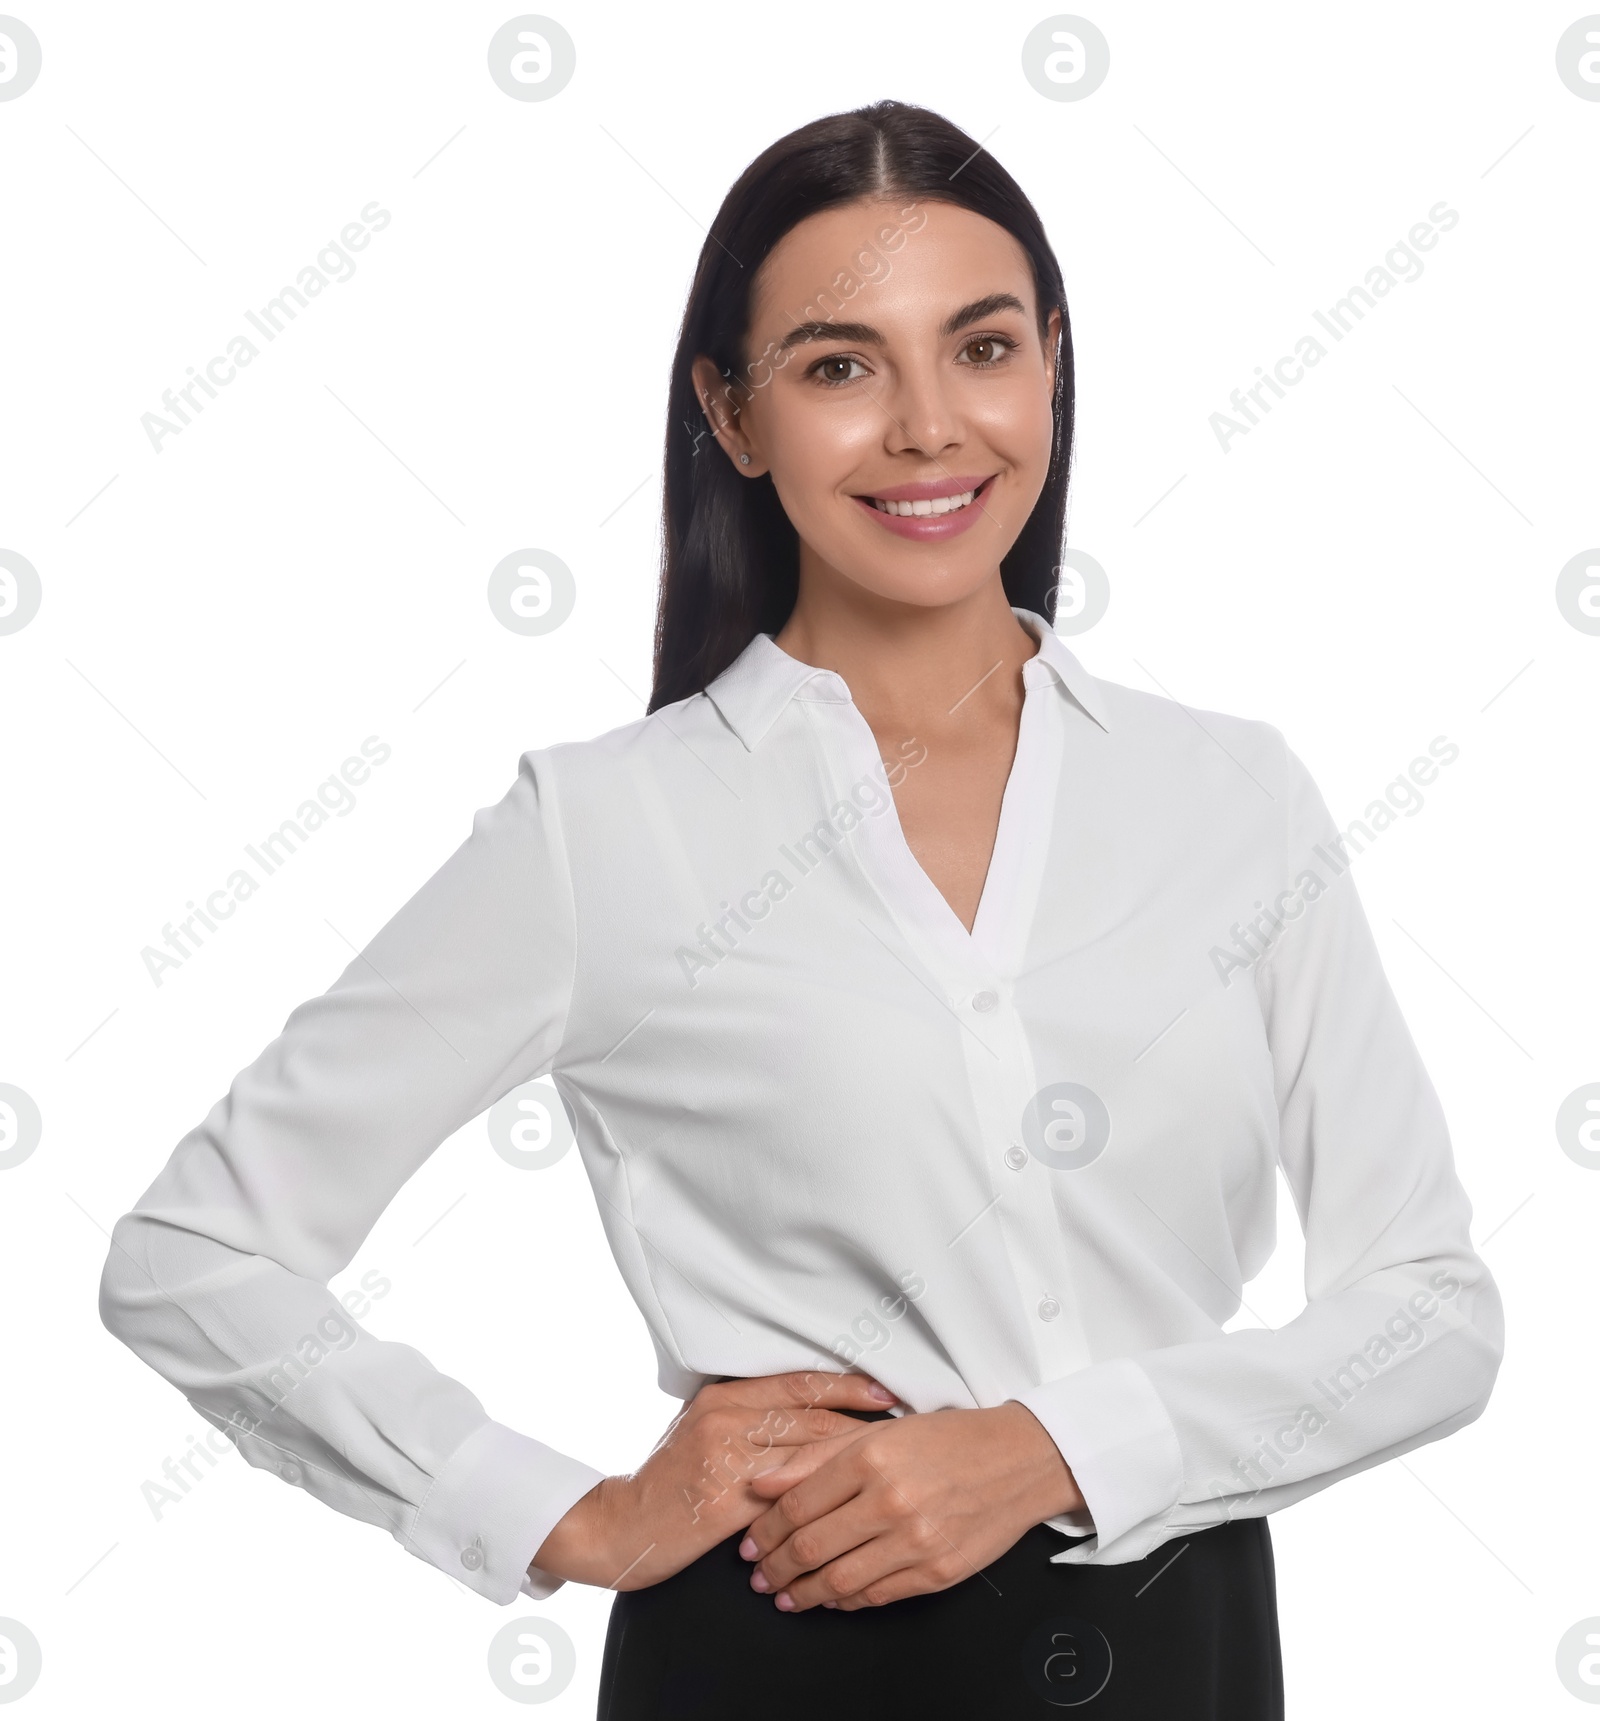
[1086,671,1298,800]
[511,687,736,796]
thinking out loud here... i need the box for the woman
[100,102,1504,1718]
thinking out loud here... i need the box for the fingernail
[868,1382,896,1402]
[775,1591,794,1610]
[739,1535,759,1560]
[749,1570,770,1593]
[823,1601,837,1609]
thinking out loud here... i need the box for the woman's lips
[851,474,997,541]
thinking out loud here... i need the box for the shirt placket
[806,670,1097,1393]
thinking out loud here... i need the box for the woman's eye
[811,354,869,386]
[808,337,1014,385]
[959,335,1016,366]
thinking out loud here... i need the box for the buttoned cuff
[1010,1357,1184,1552]
[401,1418,608,1605]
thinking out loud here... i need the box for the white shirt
[99,609,1505,1607]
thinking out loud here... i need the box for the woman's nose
[876,362,962,459]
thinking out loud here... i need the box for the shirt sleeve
[98,749,608,1605]
[1011,729,1506,1561]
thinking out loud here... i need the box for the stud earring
[739,453,750,465]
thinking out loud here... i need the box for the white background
[1,1,1596,1714]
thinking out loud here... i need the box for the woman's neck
[771,574,1040,733]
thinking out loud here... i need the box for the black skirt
[596,1405,1284,1719]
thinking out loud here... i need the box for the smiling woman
[100,97,1501,1721]
[593,97,1493,1714]
[652,109,1073,717]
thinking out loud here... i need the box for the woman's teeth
[870,487,977,517]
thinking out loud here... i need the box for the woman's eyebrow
[937,292,1028,336]
[772,291,1028,355]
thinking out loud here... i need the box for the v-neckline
[873,679,1047,961]
[820,623,1063,976]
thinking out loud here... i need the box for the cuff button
[461,1536,485,1571]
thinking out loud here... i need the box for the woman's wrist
[529,1476,621,1588]
[995,1399,1086,1520]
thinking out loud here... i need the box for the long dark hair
[648,99,1075,713]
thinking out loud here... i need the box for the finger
[741,1442,870,1560]
[814,1561,945,1612]
[681,1413,875,1529]
[705,1369,898,1417]
[750,1497,879,1594]
[745,1428,865,1490]
[764,1405,890,1446]
[707,1405,883,1475]
[775,1543,922,1613]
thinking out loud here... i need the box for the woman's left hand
[737,1400,1084,1612]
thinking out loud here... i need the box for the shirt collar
[1012,608,1112,733]
[702,606,1111,751]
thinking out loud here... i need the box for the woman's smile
[850,472,999,540]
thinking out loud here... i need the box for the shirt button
[461,1537,485,1571]
[279,1461,302,1484]
[971,990,999,1012]
[1004,1145,1028,1170]
[1037,1296,1062,1321]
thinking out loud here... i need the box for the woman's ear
[689,354,766,476]
[1043,305,1062,396]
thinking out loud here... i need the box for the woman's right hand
[529,1370,899,1591]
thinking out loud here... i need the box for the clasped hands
[532,1369,1084,1613]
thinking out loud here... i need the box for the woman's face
[691,196,1060,613]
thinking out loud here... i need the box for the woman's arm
[98,750,607,1604]
[1008,731,1506,1559]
